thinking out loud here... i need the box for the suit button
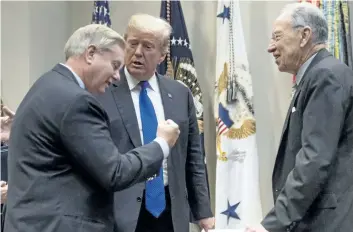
[275,189,279,192]
[137,197,142,202]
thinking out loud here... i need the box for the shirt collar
[124,66,158,92]
[60,63,85,89]
[295,53,317,85]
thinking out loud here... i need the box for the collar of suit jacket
[296,48,332,86]
[295,53,317,86]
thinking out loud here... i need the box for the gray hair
[64,24,126,60]
[124,14,172,54]
[281,2,328,44]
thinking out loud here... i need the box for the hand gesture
[1,105,15,143]
[199,217,215,232]
[157,119,180,148]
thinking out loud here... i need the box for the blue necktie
[139,81,166,217]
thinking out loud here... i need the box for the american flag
[217,103,234,135]
[92,0,111,27]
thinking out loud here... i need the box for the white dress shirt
[124,67,169,185]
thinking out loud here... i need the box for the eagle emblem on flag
[215,62,256,162]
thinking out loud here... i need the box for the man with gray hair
[4,24,180,232]
[246,2,353,232]
[96,14,214,232]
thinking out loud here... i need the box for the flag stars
[221,201,240,224]
[177,37,183,45]
[171,37,177,45]
[217,5,230,24]
[170,36,192,50]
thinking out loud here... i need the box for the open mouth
[132,61,144,67]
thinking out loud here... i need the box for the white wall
[1,1,70,109]
[1,0,293,216]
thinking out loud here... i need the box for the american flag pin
[168,93,172,98]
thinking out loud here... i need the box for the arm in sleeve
[262,69,348,231]
[185,89,213,220]
[60,93,164,192]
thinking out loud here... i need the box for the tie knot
[140,81,150,90]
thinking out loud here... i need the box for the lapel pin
[292,107,296,113]
[168,93,172,98]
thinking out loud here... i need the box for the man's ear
[300,26,312,48]
[159,53,167,64]
[85,45,97,64]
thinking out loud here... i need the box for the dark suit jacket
[262,49,353,232]
[4,64,164,232]
[96,70,213,232]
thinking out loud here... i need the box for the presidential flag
[92,0,111,27]
[214,0,263,229]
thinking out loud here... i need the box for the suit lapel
[157,74,175,121]
[111,71,142,148]
[279,87,301,144]
[157,74,176,171]
[277,48,331,147]
[110,72,176,148]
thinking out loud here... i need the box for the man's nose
[113,70,120,81]
[134,44,143,56]
[267,42,276,53]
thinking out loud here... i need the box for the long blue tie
[139,81,166,217]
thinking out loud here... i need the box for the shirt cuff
[154,137,170,159]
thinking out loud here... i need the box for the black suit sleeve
[185,89,213,220]
[262,69,349,231]
[60,93,164,192]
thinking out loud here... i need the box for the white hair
[64,24,125,60]
[280,2,328,44]
[124,14,172,54]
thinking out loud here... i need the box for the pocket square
[292,107,296,113]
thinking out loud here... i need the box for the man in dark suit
[4,24,181,232]
[246,2,353,232]
[96,14,214,232]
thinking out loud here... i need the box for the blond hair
[64,24,126,60]
[124,14,172,54]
